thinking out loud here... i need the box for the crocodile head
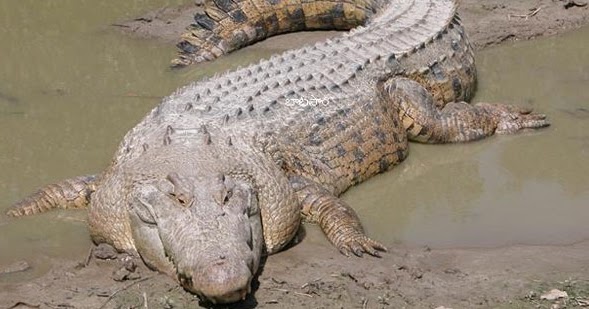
[127,171,263,304]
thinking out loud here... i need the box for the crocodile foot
[475,103,550,134]
[332,226,387,257]
[384,77,550,143]
[292,176,387,257]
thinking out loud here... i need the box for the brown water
[347,27,589,248]
[0,1,588,281]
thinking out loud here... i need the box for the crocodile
[6,0,549,304]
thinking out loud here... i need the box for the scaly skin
[5,175,98,217]
[6,0,549,304]
[173,0,377,67]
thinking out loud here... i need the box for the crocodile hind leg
[172,0,378,67]
[6,175,98,217]
[381,77,550,143]
[289,176,386,257]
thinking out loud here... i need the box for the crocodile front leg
[289,176,386,257]
[256,133,387,257]
[382,77,550,143]
[6,175,98,217]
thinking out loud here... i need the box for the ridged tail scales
[6,175,99,217]
[172,0,382,67]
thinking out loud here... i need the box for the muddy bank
[1,1,589,309]
[116,0,589,50]
[2,233,589,308]
[460,0,589,49]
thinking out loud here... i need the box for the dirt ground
[2,1,589,308]
[114,0,589,51]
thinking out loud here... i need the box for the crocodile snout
[179,258,252,304]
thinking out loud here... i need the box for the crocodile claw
[337,233,387,258]
[498,111,549,134]
[477,103,550,134]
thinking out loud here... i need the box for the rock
[123,257,137,272]
[93,243,119,260]
[540,289,568,300]
[112,267,132,281]
[112,262,141,282]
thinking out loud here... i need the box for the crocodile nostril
[214,255,227,266]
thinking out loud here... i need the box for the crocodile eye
[170,192,192,207]
[175,194,187,206]
[165,172,194,207]
[223,189,233,204]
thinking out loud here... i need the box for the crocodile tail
[6,175,99,217]
[172,0,382,67]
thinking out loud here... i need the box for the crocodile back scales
[113,0,472,193]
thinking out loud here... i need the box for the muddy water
[0,1,587,281]
[347,27,589,248]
